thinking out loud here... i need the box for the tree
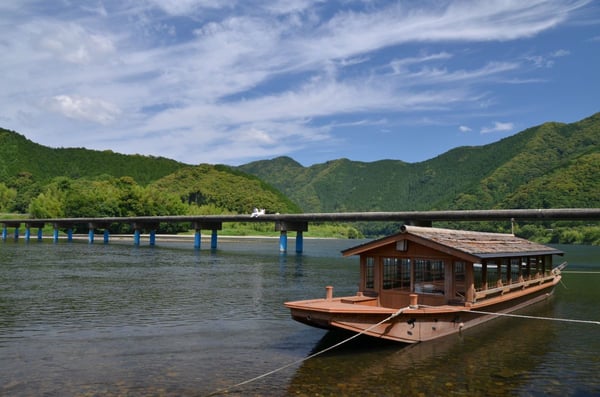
[0,183,17,212]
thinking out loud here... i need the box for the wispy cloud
[481,121,514,134]
[0,0,595,164]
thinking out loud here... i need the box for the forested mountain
[0,128,299,219]
[1,112,598,241]
[0,128,185,185]
[238,113,600,213]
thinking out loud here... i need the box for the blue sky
[1,1,599,166]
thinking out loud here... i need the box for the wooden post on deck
[409,293,418,308]
[326,286,333,301]
[465,262,475,303]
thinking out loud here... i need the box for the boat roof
[342,225,564,262]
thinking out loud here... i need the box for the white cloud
[44,95,122,125]
[481,121,514,134]
[144,0,229,15]
[552,49,570,57]
[459,125,472,132]
[0,0,595,164]
[29,21,115,65]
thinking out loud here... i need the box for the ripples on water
[0,239,599,396]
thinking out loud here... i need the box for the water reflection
[288,301,558,396]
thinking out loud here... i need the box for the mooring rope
[203,306,409,397]
[462,309,600,325]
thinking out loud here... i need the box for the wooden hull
[285,277,559,344]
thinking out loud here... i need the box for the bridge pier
[88,222,110,244]
[1,224,6,241]
[194,230,201,249]
[149,230,156,246]
[192,222,222,250]
[25,222,45,243]
[131,222,160,246]
[52,224,59,243]
[279,231,288,253]
[275,221,308,254]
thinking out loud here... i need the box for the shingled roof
[342,225,563,261]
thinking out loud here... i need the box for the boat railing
[474,272,557,302]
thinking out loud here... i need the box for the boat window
[382,257,410,290]
[529,257,540,277]
[473,263,483,290]
[486,261,498,287]
[414,258,445,294]
[364,257,375,289]
[510,258,520,283]
[454,261,465,282]
[501,258,510,284]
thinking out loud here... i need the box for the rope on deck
[463,309,600,325]
[203,306,410,397]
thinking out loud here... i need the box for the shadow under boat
[286,298,559,396]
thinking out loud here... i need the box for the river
[1,238,599,396]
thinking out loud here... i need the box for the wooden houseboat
[285,225,566,343]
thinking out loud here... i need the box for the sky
[1,1,599,167]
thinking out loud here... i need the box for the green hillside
[149,164,301,215]
[0,129,298,220]
[0,128,185,185]
[1,112,598,242]
[239,113,600,213]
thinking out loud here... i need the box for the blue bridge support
[276,221,308,254]
[192,221,222,251]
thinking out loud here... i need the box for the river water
[0,238,598,396]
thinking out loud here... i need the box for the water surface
[1,239,598,396]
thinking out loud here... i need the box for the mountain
[238,112,600,212]
[2,112,599,217]
[0,128,186,185]
[0,129,299,215]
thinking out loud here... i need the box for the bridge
[2,208,600,253]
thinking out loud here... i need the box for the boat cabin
[342,225,564,308]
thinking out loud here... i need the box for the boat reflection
[287,300,558,396]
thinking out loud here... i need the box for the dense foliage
[149,164,301,215]
[0,130,299,232]
[239,112,600,242]
[0,128,185,185]
[1,112,598,242]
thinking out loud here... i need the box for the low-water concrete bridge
[2,208,600,253]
